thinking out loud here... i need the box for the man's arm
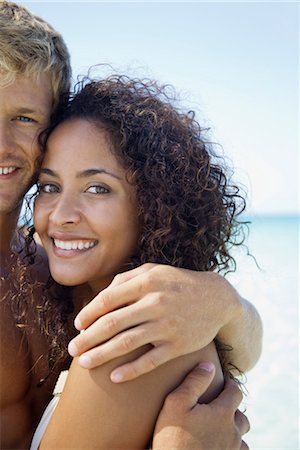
[153,362,250,450]
[68,264,262,381]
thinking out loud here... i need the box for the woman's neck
[72,277,113,312]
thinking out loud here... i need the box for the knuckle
[74,333,88,351]
[136,274,151,296]
[126,363,140,380]
[171,338,184,354]
[120,333,136,352]
[103,314,118,334]
[151,292,166,310]
[216,404,232,423]
[101,291,112,311]
[146,353,160,371]
[163,391,185,412]
[144,271,155,288]
[112,273,124,284]
[143,262,156,271]
[90,350,105,366]
[163,313,181,329]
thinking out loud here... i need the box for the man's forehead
[0,73,54,115]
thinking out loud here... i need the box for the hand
[68,263,245,382]
[153,362,250,450]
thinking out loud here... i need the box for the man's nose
[0,120,13,156]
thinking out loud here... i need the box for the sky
[21,1,299,216]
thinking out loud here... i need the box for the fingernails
[198,362,215,373]
[110,370,124,383]
[68,341,78,357]
[78,354,92,369]
[74,317,83,330]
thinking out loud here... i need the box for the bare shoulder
[41,341,224,449]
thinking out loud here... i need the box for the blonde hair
[0,1,72,114]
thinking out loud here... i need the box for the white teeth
[54,239,96,251]
[0,166,16,175]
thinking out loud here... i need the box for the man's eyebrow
[16,107,49,118]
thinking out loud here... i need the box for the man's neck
[0,206,22,257]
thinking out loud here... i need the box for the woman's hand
[68,263,262,382]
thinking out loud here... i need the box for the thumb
[171,362,216,410]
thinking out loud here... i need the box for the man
[0,1,260,447]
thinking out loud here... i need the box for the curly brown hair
[15,73,248,375]
[53,74,247,273]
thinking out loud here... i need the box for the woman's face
[34,118,139,292]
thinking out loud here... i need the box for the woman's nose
[49,193,81,227]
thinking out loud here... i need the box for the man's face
[0,74,53,215]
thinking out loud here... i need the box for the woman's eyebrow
[77,168,122,180]
[39,168,122,180]
[39,168,57,177]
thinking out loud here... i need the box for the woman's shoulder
[40,342,223,449]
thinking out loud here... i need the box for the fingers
[73,323,165,372]
[74,267,157,330]
[163,362,216,412]
[70,301,148,355]
[212,379,243,412]
[69,292,164,357]
[110,263,156,287]
[110,345,174,382]
[235,410,250,436]
[74,283,136,331]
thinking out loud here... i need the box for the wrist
[214,276,244,335]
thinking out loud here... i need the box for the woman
[31,75,249,448]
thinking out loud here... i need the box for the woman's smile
[34,118,139,290]
[52,236,99,255]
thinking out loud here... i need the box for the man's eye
[38,183,59,194]
[86,185,110,194]
[15,116,35,123]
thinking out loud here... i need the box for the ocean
[226,215,299,449]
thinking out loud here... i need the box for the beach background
[20,1,299,448]
[227,215,299,449]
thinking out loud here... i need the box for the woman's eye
[15,116,35,123]
[38,183,59,194]
[86,185,110,194]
